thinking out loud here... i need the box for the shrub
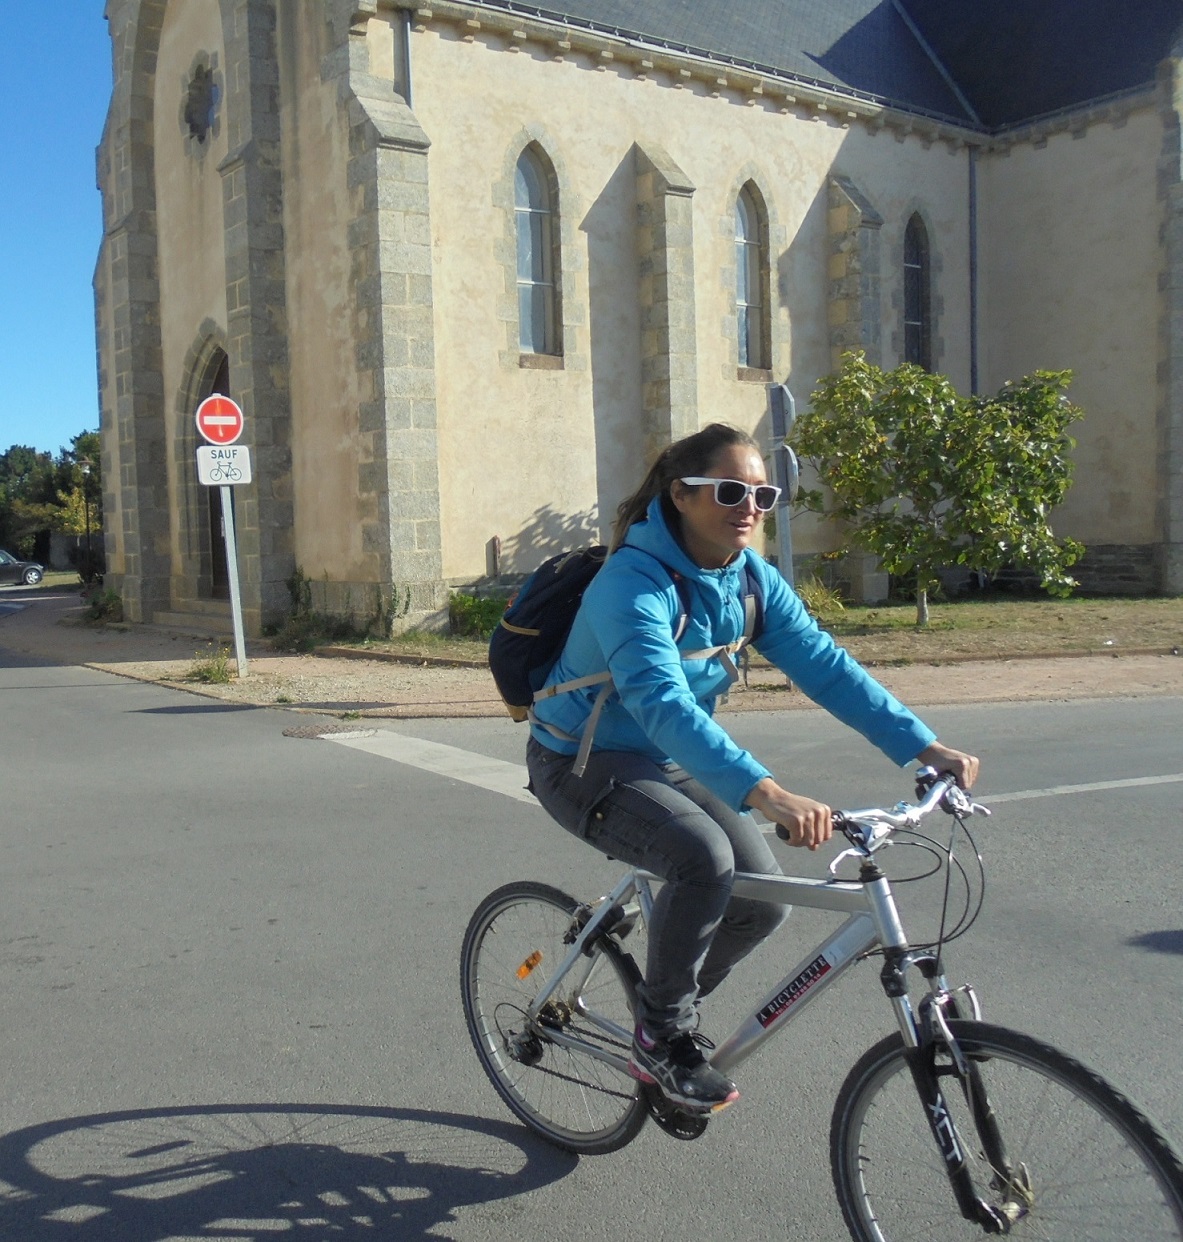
[69,544,106,586]
[794,575,846,624]
[82,587,123,624]
[449,592,509,640]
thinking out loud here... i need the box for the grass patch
[819,596,1183,664]
[43,571,82,589]
[337,594,1182,668]
[308,627,490,665]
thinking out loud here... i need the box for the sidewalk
[3,587,1182,718]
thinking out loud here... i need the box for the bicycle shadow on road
[0,1102,576,1241]
[1127,929,1183,956]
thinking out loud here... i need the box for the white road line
[982,773,1183,804]
[324,730,1183,814]
[326,732,536,805]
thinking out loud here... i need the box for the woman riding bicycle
[526,422,978,1114]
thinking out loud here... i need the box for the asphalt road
[1,647,1181,1241]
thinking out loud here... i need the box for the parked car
[0,550,44,586]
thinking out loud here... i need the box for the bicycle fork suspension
[866,868,1024,1234]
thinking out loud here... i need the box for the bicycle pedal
[644,1086,710,1141]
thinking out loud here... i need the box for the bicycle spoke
[833,1023,1183,1241]
[461,883,646,1155]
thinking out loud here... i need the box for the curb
[309,643,1182,671]
[312,643,487,668]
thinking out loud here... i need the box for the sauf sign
[196,444,253,486]
[194,395,250,674]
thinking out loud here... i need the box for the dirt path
[4,588,1182,719]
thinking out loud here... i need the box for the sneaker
[628,1025,739,1113]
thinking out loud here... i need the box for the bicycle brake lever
[942,784,992,819]
[828,847,860,876]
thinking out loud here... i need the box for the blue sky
[0,11,111,458]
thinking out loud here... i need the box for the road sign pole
[219,485,249,676]
[767,383,798,586]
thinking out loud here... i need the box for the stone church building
[95,0,1183,634]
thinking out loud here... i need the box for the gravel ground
[4,589,1182,720]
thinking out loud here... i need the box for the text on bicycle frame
[757,953,833,1028]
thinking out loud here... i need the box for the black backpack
[489,547,764,775]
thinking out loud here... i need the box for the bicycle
[461,768,1183,1239]
[207,461,242,483]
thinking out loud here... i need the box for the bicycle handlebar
[773,768,989,849]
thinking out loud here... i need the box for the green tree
[0,445,55,553]
[0,432,103,569]
[792,352,1084,624]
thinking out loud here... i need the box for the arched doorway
[201,352,231,600]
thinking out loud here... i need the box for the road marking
[983,773,1183,804]
[326,732,536,805]
[324,730,1183,815]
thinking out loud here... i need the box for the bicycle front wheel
[460,881,647,1155]
[832,1020,1183,1241]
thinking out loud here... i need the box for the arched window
[903,213,932,370]
[736,184,769,370]
[515,146,561,355]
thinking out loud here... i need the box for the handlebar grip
[775,810,847,843]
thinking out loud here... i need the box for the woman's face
[670,443,768,569]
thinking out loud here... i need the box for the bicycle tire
[460,881,647,1155]
[832,1020,1183,1241]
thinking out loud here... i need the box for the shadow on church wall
[495,503,602,586]
[582,150,647,536]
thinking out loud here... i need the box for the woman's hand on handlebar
[746,778,834,851]
[916,742,980,791]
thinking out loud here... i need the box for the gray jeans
[527,736,788,1037]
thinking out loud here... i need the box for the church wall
[153,1,229,585]
[276,7,371,585]
[977,107,1162,554]
[405,23,974,582]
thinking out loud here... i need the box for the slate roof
[900,0,1182,128]
[465,0,1182,130]
[466,0,977,124]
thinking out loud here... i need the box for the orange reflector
[516,950,543,980]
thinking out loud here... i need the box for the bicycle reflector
[516,950,543,980]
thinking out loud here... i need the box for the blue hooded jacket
[529,496,936,811]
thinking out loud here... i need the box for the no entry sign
[195,394,245,445]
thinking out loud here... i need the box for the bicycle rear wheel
[832,1020,1183,1241]
[460,881,647,1155]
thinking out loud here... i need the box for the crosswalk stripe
[981,773,1183,804]
[326,731,537,804]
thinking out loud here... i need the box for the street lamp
[79,460,94,582]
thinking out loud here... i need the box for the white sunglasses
[679,477,782,512]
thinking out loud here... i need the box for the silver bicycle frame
[528,861,922,1077]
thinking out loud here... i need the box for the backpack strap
[531,553,763,777]
[681,561,762,681]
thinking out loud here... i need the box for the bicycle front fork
[883,952,1027,1234]
[905,989,1032,1234]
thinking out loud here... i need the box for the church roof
[900,0,1182,128]
[463,0,1181,130]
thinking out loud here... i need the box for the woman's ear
[669,479,690,514]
